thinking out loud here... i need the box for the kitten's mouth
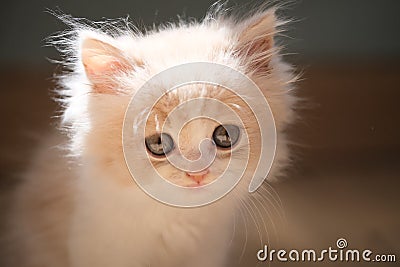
[185,169,210,187]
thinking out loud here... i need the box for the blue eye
[212,124,240,148]
[145,133,174,156]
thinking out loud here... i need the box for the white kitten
[5,4,296,267]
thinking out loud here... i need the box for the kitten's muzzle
[185,169,209,184]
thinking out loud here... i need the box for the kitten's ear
[235,9,277,72]
[80,34,133,93]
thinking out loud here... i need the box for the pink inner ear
[235,10,276,72]
[81,38,132,93]
[83,54,126,76]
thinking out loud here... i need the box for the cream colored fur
[6,4,296,267]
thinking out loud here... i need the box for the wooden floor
[1,63,399,266]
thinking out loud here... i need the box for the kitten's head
[142,84,259,188]
[56,6,296,202]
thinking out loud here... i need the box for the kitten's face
[61,8,295,200]
[144,85,260,188]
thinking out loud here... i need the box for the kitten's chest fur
[67,158,234,266]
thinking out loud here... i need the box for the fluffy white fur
[5,3,297,267]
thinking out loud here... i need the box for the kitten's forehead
[143,84,256,135]
[157,84,223,113]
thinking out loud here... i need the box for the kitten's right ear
[234,9,278,73]
[80,33,135,93]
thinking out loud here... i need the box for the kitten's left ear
[80,33,137,93]
[235,9,277,72]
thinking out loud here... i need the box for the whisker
[233,191,249,264]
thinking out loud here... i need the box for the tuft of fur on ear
[79,33,133,93]
[235,9,278,73]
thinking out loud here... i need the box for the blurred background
[1,0,399,266]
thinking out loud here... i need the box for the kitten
[5,4,296,267]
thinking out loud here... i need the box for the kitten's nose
[186,169,209,184]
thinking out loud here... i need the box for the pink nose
[186,169,209,184]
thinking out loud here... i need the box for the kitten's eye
[212,124,240,149]
[145,133,174,156]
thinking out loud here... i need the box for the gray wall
[1,0,399,66]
